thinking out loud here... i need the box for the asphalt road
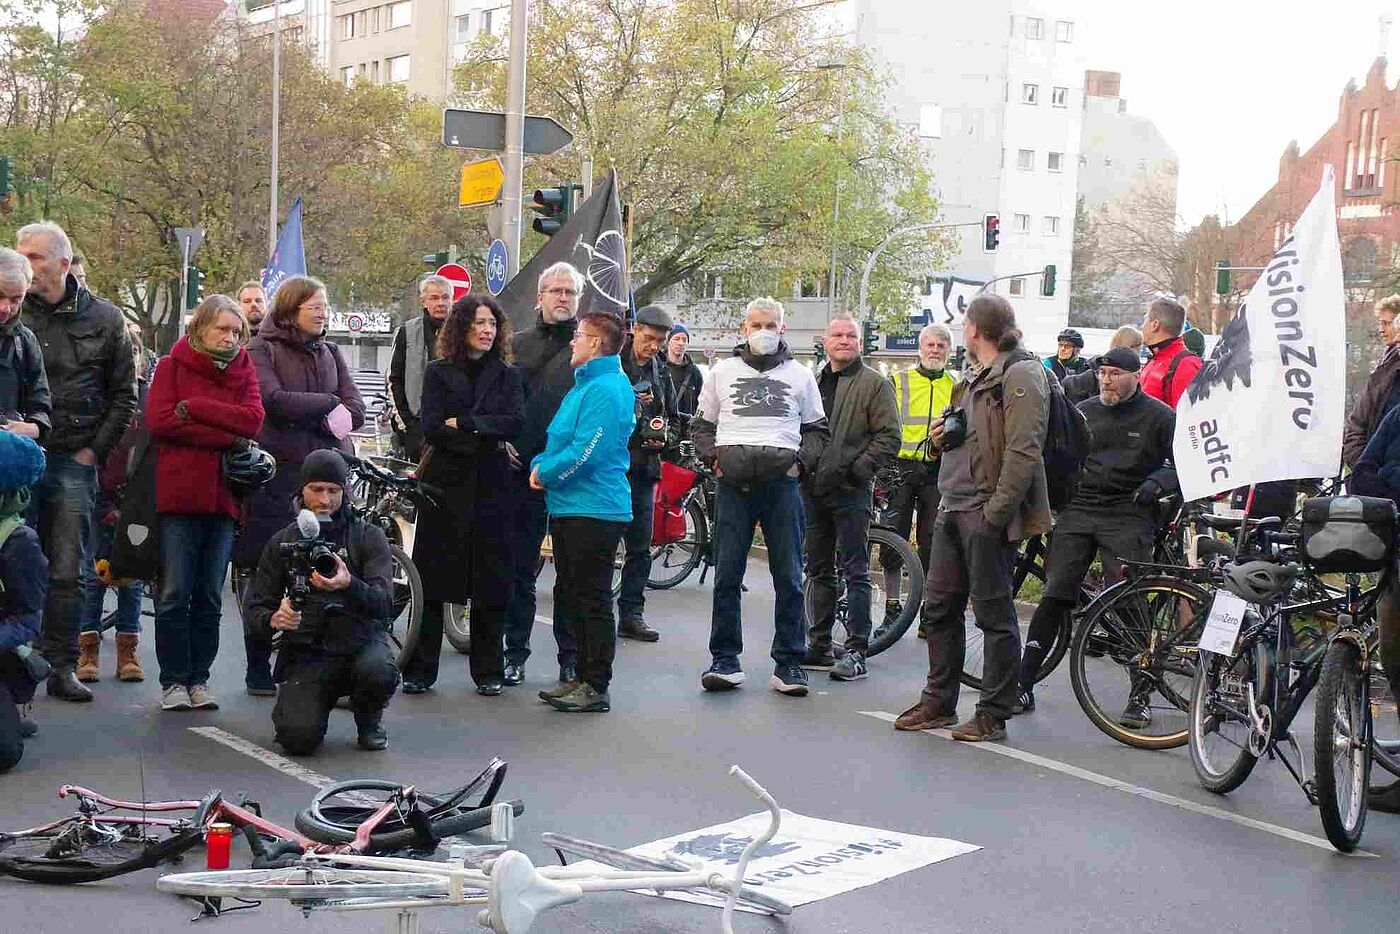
[5,560,1400,934]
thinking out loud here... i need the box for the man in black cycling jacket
[1016,347,1177,721]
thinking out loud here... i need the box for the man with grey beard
[1014,346,1177,722]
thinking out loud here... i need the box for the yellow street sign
[459,157,505,207]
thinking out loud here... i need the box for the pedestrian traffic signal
[861,320,880,355]
[185,264,205,309]
[1215,260,1230,296]
[531,185,575,237]
[1041,264,1056,297]
[983,213,1000,252]
[813,335,826,364]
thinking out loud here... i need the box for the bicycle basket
[1300,495,1397,572]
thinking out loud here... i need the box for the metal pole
[178,236,191,335]
[581,155,593,200]
[826,95,846,317]
[269,0,282,259]
[857,221,979,318]
[502,0,528,277]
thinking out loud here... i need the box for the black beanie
[300,450,349,489]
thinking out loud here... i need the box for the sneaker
[950,711,1007,742]
[357,724,389,751]
[1368,778,1400,814]
[1012,689,1036,715]
[1119,697,1152,730]
[800,645,837,670]
[701,658,745,692]
[893,702,958,731]
[546,683,611,712]
[187,684,219,710]
[539,680,579,703]
[830,651,868,682]
[770,665,809,697]
[160,685,192,711]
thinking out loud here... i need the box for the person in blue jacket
[529,312,636,713]
[0,430,50,771]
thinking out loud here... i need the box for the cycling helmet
[1219,560,1298,604]
[1056,328,1084,350]
[222,442,277,498]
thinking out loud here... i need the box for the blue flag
[261,197,306,296]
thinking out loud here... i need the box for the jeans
[154,515,234,689]
[273,638,399,755]
[919,509,1021,721]
[551,517,627,693]
[883,460,941,574]
[709,476,807,669]
[29,453,98,669]
[804,486,875,654]
[504,471,576,667]
[81,503,142,635]
[617,477,656,623]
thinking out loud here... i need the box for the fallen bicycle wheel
[157,866,450,902]
[0,821,201,884]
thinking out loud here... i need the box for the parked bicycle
[646,442,719,590]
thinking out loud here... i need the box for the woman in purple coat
[234,275,364,693]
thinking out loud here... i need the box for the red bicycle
[0,758,519,885]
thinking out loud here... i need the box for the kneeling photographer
[242,451,398,754]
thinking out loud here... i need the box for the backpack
[996,352,1090,511]
[1164,350,1202,405]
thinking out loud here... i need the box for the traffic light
[185,264,205,309]
[1041,264,1056,297]
[531,185,575,237]
[422,249,451,267]
[1215,259,1230,296]
[982,213,1000,252]
[812,335,826,365]
[861,320,880,355]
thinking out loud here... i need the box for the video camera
[278,509,340,610]
[631,378,669,447]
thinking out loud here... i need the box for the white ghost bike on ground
[156,766,791,934]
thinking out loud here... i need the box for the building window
[1056,20,1073,42]
[355,10,367,35]
[455,13,471,40]
[338,13,355,39]
[1017,149,1034,170]
[1047,151,1064,172]
[387,1,411,29]
[387,54,410,84]
[1021,83,1038,105]
[1382,139,1389,187]
[1009,277,1025,296]
[357,62,367,77]
[918,103,942,139]
[1026,17,1043,40]
[1013,213,1030,232]
[370,6,379,33]
[340,66,354,87]
[482,8,494,35]
[1043,216,1061,236]
[370,60,379,82]
[1051,86,1068,107]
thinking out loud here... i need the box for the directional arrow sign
[459,157,505,207]
[441,109,574,155]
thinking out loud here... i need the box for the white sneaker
[161,685,192,711]
[187,684,220,710]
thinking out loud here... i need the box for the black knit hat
[300,450,349,489]
[1096,347,1142,373]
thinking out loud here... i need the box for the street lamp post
[856,221,980,319]
[268,0,282,259]
[818,60,850,318]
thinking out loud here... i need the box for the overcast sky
[1072,0,1399,227]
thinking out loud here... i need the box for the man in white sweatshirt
[690,298,829,697]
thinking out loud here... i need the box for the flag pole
[269,0,282,259]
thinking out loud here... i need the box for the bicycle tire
[865,528,924,657]
[156,866,450,902]
[959,539,1061,691]
[1070,575,1208,750]
[444,602,471,654]
[647,498,707,590]
[1314,639,1370,852]
[0,823,201,884]
[1188,641,1270,793]
[1367,654,1400,778]
[293,799,524,849]
[302,762,508,836]
[387,544,423,668]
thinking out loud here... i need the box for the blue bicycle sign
[486,239,508,296]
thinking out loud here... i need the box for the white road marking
[188,726,376,801]
[858,711,1378,858]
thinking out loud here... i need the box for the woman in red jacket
[146,295,265,712]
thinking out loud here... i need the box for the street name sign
[459,157,505,207]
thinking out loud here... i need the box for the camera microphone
[296,509,322,541]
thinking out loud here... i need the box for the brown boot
[115,633,144,682]
[76,631,100,683]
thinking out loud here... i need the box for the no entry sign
[435,262,472,301]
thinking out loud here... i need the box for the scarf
[189,333,240,370]
[0,488,29,521]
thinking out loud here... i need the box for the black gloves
[1132,479,1162,507]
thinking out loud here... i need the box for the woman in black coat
[401,294,523,696]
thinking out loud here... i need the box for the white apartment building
[843,1,1086,347]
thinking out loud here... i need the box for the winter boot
[115,633,144,682]
[76,631,101,683]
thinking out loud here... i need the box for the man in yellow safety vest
[878,323,957,638]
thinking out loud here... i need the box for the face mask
[747,330,780,356]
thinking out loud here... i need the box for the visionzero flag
[261,197,307,298]
[1172,166,1345,501]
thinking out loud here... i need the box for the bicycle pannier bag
[652,460,696,546]
[1300,495,1396,573]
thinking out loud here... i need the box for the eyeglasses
[541,287,578,297]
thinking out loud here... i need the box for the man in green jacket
[802,316,901,682]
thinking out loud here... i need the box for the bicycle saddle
[1196,513,1283,532]
[1219,559,1299,604]
[479,850,582,934]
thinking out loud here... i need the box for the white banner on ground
[1173,165,1345,501]
[576,809,979,912]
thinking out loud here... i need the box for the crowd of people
[4,221,1400,806]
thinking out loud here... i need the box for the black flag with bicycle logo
[499,168,630,333]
